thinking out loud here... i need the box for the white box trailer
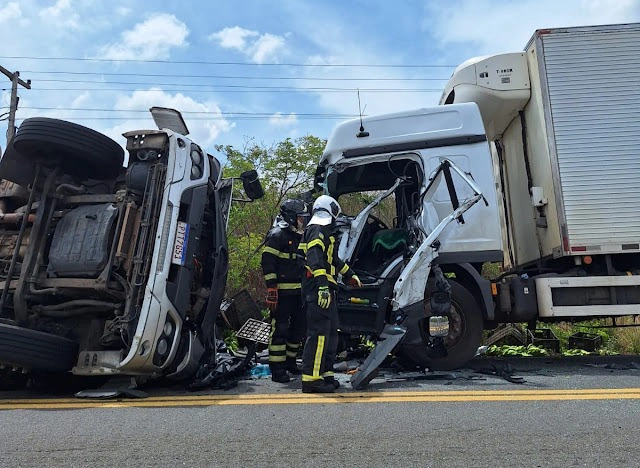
[442,23,640,320]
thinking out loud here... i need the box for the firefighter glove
[318,286,331,309]
[348,274,362,288]
[266,287,278,312]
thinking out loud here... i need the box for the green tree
[217,135,325,300]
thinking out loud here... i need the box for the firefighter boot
[302,379,335,394]
[324,376,340,389]
[285,358,302,375]
[271,366,291,383]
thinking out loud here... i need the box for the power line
[21,70,450,81]
[19,106,360,116]
[30,80,443,92]
[22,87,444,93]
[0,55,457,68]
[15,116,353,121]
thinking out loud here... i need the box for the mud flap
[350,324,407,390]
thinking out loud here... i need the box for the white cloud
[116,7,131,16]
[103,88,233,149]
[209,26,289,63]
[97,14,189,60]
[38,0,79,29]
[425,0,640,54]
[252,33,288,63]
[269,112,298,127]
[40,0,71,17]
[0,2,21,22]
[70,92,91,109]
[209,26,258,50]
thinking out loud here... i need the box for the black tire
[13,117,124,180]
[400,280,483,370]
[0,323,79,372]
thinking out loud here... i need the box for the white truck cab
[316,103,501,371]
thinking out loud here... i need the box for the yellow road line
[1,388,640,410]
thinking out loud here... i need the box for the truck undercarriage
[0,112,256,381]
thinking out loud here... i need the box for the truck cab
[317,103,501,369]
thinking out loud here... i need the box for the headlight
[191,164,203,179]
[190,149,202,165]
[157,338,169,356]
[190,145,204,180]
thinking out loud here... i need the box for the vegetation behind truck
[441,24,640,333]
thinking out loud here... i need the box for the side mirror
[240,170,264,200]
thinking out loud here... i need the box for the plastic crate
[483,324,527,347]
[527,328,560,353]
[568,332,603,352]
[237,319,271,344]
[220,290,263,330]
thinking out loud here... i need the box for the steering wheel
[367,213,388,231]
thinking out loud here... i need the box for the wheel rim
[424,299,465,349]
[444,302,464,348]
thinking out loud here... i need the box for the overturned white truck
[324,23,640,379]
[0,108,262,381]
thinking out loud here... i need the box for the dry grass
[611,317,640,354]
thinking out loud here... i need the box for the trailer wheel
[12,117,124,180]
[0,323,78,373]
[400,279,483,370]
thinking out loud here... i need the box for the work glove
[317,286,331,309]
[266,287,278,312]
[348,274,362,288]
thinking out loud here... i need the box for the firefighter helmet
[308,195,341,226]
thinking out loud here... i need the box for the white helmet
[308,195,341,226]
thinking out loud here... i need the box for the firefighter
[298,195,362,393]
[261,199,309,383]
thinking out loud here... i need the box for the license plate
[171,221,190,265]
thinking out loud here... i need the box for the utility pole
[0,65,31,142]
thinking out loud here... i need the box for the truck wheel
[400,280,483,370]
[0,323,78,373]
[12,117,124,180]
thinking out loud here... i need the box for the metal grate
[236,319,271,344]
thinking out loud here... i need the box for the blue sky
[1,0,639,156]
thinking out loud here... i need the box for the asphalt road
[2,357,640,467]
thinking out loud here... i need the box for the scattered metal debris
[473,363,527,384]
[75,377,148,399]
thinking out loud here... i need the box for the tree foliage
[217,135,325,300]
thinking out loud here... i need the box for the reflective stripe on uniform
[269,355,286,363]
[327,237,336,276]
[307,239,326,251]
[263,246,296,259]
[286,343,300,358]
[322,371,334,378]
[277,282,301,290]
[298,242,307,253]
[312,268,327,278]
[269,344,286,351]
[339,264,349,275]
[264,273,277,281]
[302,374,321,382]
[313,335,325,378]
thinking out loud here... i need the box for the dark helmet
[280,199,308,226]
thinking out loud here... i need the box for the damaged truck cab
[0,108,261,382]
[317,103,502,371]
